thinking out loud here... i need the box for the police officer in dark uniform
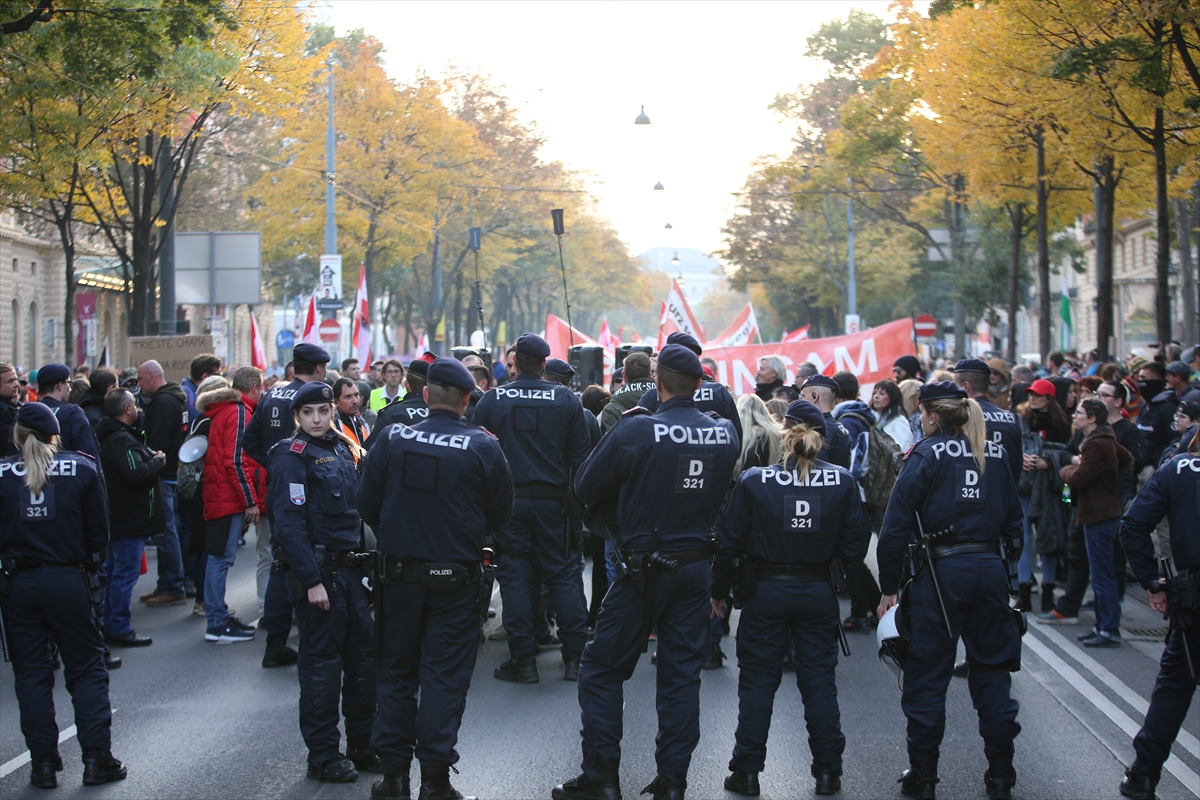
[636,333,743,446]
[553,344,740,800]
[367,359,431,449]
[268,381,379,783]
[797,375,851,470]
[1116,430,1199,800]
[953,359,1022,486]
[35,363,100,459]
[546,358,600,446]
[244,342,331,667]
[876,382,1024,800]
[0,403,125,789]
[472,333,592,684]
[713,399,869,798]
[358,358,513,800]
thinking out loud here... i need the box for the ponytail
[12,422,60,496]
[922,396,987,473]
[781,423,825,485]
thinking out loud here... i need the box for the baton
[830,559,850,657]
[0,602,8,663]
[1161,558,1195,682]
[916,512,954,638]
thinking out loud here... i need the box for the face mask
[1138,379,1165,399]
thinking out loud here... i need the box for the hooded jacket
[141,381,188,480]
[1136,386,1180,469]
[96,416,166,539]
[1059,425,1132,525]
[987,359,1011,410]
[78,389,106,433]
[198,387,265,521]
[599,380,656,433]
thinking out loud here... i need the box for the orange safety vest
[338,417,369,463]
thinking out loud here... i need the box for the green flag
[1059,272,1072,350]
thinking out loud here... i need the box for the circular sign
[275,329,295,349]
[318,318,341,343]
[914,314,938,338]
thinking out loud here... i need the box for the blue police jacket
[575,395,739,550]
[876,431,1023,595]
[0,451,109,564]
[40,396,100,460]
[242,377,304,470]
[1120,449,1200,588]
[712,457,870,600]
[637,381,743,447]
[358,409,514,563]
[471,373,592,488]
[267,429,362,590]
[976,397,1023,485]
[365,393,429,450]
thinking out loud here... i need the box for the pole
[847,190,856,317]
[324,55,337,257]
[208,231,217,341]
[157,137,176,335]
[551,209,573,349]
[469,226,486,349]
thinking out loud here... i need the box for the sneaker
[487,626,508,641]
[1035,610,1079,625]
[192,600,206,617]
[185,580,197,599]
[1084,632,1121,648]
[842,613,876,633]
[1081,598,1096,611]
[205,617,256,643]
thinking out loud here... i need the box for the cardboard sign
[129,335,215,382]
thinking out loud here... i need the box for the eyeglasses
[1097,391,1119,400]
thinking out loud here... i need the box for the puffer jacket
[198,387,265,521]
[96,416,165,539]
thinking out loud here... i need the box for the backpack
[841,411,903,512]
[176,416,210,501]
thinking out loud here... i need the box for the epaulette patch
[903,443,917,461]
[622,406,652,418]
[289,440,307,454]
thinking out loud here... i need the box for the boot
[104,647,122,670]
[701,644,725,670]
[262,636,298,668]
[813,765,842,796]
[1013,582,1033,612]
[493,657,538,684]
[81,750,127,786]
[1118,766,1157,800]
[552,754,622,800]
[349,745,385,773]
[30,757,61,789]
[564,652,581,682]
[640,775,686,800]
[983,749,1016,800]
[723,767,759,796]
[417,763,475,800]
[1040,582,1057,614]
[898,761,937,800]
[372,774,412,800]
[307,755,358,782]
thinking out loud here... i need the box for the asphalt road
[1,533,1197,800]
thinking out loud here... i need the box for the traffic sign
[316,298,344,311]
[914,314,938,338]
[275,329,295,349]
[318,318,341,343]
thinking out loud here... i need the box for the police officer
[546,358,600,446]
[0,403,125,788]
[1116,429,1199,800]
[358,358,513,800]
[366,359,431,449]
[953,359,1022,486]
[797,375,852,470]
[713,399,869,798]
[268,381,379,783]
[244,342,331,668]
[35,363,100,459]
[875,382,1024,800]
[472,333,592,684]
[636,333,743,446]
[554,344,739,800]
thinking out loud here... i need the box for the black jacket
[96,416,166,539]
[78,390,106,433]
[141,382,188,480]
[0,397,16,457]
[1138,389,1180,469]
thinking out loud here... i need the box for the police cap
[293,343,331,364]
[800,374,839,393]
[612,367,624,383]
[291,381,334,409]
[406,359,429,378]
[427,358,476,392]
[918,381,968,403]
[656,344,703,378]
[545,358,574,380]
[784,399,826,434]
[16,402,60,436]
[515,333,551,359]
[953,358,990,375]
[665,332,703,355]
[36,363,70,386]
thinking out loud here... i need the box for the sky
[321,0,899,262]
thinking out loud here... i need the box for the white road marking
[0,708,118,779]
[1024,630,1199,797]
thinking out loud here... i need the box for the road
[1,533,1197,799]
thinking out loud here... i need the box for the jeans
[1083,518,1122,637]
[1055,523,1089,617]
[102,538,145,637]
[254,516,273,619]
[204,515,244,630]
[154,481,185,596]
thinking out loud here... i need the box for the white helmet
[877,604,908,690]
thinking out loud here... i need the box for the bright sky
[323,1,898,260]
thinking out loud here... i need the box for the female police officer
[712,399,869,798]
[268,381,379,783]
[875,382,1024,800]
[0,403,125,788]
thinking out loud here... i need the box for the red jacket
[199,387,266,521]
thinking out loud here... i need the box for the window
[9,299,18,363]
[10,258,16,272]
[27,301,37,368]
[30,260,36,275]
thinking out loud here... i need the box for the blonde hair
[781,423,825,485]
[735,394,782,473]
[922,396,988,472]
[898,379,922,416]
[13,423,60,496]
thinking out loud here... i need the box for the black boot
[494,657,538,684]
[262,636,298,668]
[813,765,842,796]
[1040,583,1057,614]
[564,652,581,682]
[898,761,937,800]
[81,750,127,786]
[640,775,686,800]
[1118,767,1157,800]
[372,773,412,800]
[307,755,358,782]
[1014,582,1033,612]
[417,763,475,800]
[552,754,622,800]
[104,647,122,670]
[723,767,759,796]
[701,644,725,670]
[983,749,1016,800]
[349,745,385,773]
[30,757,61,789]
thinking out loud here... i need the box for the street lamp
[671,252,681,266]
[664,222,673,229]
[653,179,665,190]
[634,105,651,125]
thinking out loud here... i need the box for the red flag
[598,317,620,351]
[301,289,319,345]
[782,325,810,343]
[249,309,267,370]
[352,264,371,366]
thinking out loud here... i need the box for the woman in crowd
[869,379,914,450]
[898,378,923,445]
[765,398,789,427]
[735,394,783,473]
